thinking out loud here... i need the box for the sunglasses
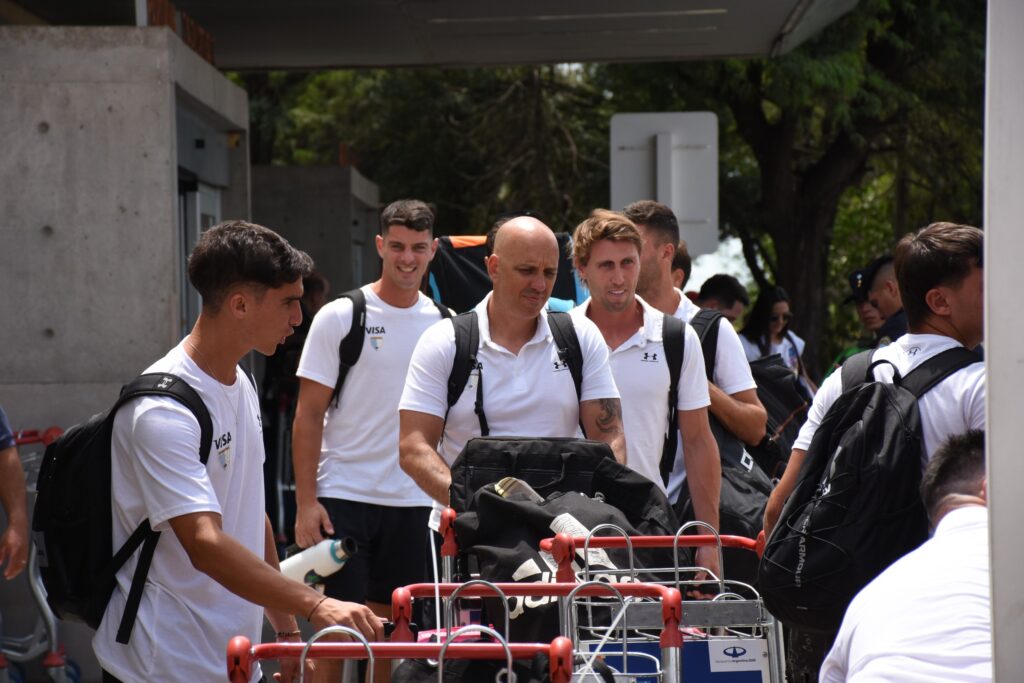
[770,313,793,323]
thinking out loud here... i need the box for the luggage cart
[2,428,73,683]
[539,524,785,683]
[226,625,576,683]
[391,580,685,682]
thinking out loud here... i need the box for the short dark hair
[894,222,983,327]
[622,200,679,246]
[302,271,329,298]
[379,199,435,235]
[921,429,985,522]
[672,241,692,288]
[188,220,314,311]
[698,274,750,308]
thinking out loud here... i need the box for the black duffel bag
[449,436,679,642]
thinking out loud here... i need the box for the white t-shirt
[94,343,265,683]
[400,292,620,466]
[570,296,709,491]
[793,333,985,460]
[296,287,446,506]
[666,292,757,502]
[738,330,806,372]
[820,506,991,682]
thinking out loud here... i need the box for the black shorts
[319,498,432,605]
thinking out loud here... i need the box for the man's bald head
[487,216,559,319]
[492,216,559,257]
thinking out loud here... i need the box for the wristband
[276,630,302,639]
[306,596,328,622]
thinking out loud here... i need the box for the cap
[846,268,869,303]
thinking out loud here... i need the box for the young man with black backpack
[624,201,768,512]
[762,221,985,680]
[291,199,449,683]
[398,216,624,510]
[569,210,722,579]
[92,222,381,683]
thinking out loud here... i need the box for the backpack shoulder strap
[117,373,213,465]
[431,298,453,320]
[839,349,876,394]
[112,372,213,644]
[689,309,722,381]
[900,347,981,399]
[547,311,583,402]
[447,311,479,412]
[659,314,685,486]
[329,288,367,407]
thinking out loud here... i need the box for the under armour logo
[641,352,659,363]
[553,359,569,372]
[156,377,174,389]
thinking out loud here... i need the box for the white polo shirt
[820,505,991,682]
[95,343,264,683]
[570,296,709,491]
[400,292,620,466]
[296,287,445,507]
[666,292,757,502]
[793,333,985,461]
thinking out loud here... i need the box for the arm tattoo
[595,398,623,434]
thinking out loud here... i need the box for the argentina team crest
[370,336,384,350]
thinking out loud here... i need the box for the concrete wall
[0,26,248,682]
[252,165,380,293]
[0,25,247,427]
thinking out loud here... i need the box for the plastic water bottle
[280,538,356,585]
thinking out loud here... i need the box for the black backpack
[689,309,809,479]
[32,373,212,644]
[758,347,981,633]
[682,309,774,585]
[445,310,582,434]
[330,288,452,406]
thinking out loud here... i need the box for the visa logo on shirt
[215,431,233,469]
[365,326,386,334]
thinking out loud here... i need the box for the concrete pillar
[0,26,248,681]
[251,165,381,293]
[985,0,1024,678]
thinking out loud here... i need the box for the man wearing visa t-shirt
[624,201,767,506]
[398,216,625,510]
[94,222,380,683]
[763,221,985,680]
[569,210,721,578]
[292,199,447,683]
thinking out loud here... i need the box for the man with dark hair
[695,274,749,323]
[864,255,908,345]
[821,430,991,681]
[624,200,767,506]
[399,216,624,506]
[291,199,445,682]
[94,221,381,683]
[764,221,985,680]
[570,210,721,577]
[671,240,692,290]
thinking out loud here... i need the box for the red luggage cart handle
[390,581,684,648]
[13,427,63,447]
[226,636,574,683]
[540,532,765,583]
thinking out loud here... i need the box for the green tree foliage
[239,0,983,372]
[240,67,611,234]
[598,0,984,374]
